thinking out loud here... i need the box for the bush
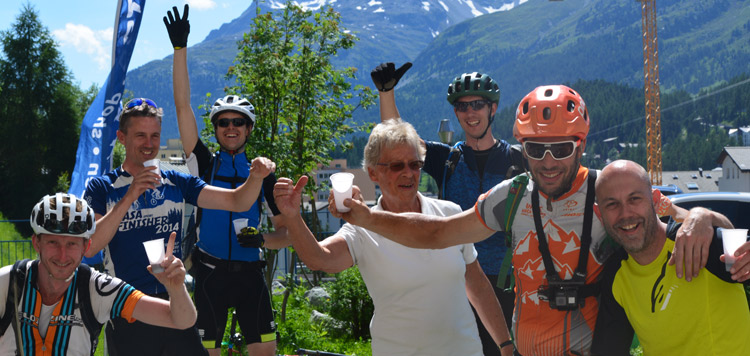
[274,274,372,356]
[325,267,374,340]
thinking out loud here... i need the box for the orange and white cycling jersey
[475,166,615,356]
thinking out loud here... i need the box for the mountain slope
[124,0,750,144]
[395,0,750,140]
[125,0,515,141]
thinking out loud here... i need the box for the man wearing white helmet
[0,193,197,355]
[165,5,289,356]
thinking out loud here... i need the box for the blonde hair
[363,118,425,170]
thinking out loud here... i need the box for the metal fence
[0,240,34,267]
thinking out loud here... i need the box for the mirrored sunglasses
[376,160,425,172]
[523,140,580,161]
[42,219,90,236]
[216,117,248,128]
[454,99,490,112]
[125,98,158,109]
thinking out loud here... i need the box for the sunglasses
[125,98,158,109]
[377,160,425,172]
[454,99,490,112]
[216,117,248,128]
[523,140,581,161]
[42,218,91,236]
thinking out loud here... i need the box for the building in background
[717,146,750,192]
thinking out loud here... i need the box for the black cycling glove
[370,62,412,92]
[163,4,190,49]
[237,226,265,248]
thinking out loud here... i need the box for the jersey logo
[94,273,126,297]
[514,220,583,305]
[651,252,674,313]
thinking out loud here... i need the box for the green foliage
[325,267,374,340]
[0,4,86,224]
[274,280,372,355]
[229,1,376,184]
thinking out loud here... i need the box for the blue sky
[2,0,254,89]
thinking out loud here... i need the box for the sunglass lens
[469,100,487,111]
[389,162,406,172]
[550,142,575,159]
[408,161,424,170]
[231,118,246,127]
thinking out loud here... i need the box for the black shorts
[105,297,207,356]
[193,252,276,348]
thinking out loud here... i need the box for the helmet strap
[468,112,494,141]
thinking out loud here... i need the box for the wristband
[499,340,513,349]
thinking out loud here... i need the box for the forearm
[262,226,290,249]
[287,215,346,273]
[86,198,134,257]
[357,210,456,249]
[466,264,511,348]
[172,48,198,154]
[379,90,400,121]
[166,285,198,329]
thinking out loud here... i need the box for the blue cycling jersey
[189,140,280,262]
[423,140,516,275]
[84,167,206,294]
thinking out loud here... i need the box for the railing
[0,240,34,267]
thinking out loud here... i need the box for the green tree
[217,0,376,323]
[0,4,85,225]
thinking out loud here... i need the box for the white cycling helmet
[30,193,96,239]
[209,95,256,128]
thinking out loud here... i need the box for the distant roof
[661,169,722,193]
[161,161,190,175]
[716,147,750,171]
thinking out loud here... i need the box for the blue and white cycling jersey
[84,167,206,294]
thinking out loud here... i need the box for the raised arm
[465,260,513,356]
[338,193,494,249]
[132,232,197,329]
[273,176,354,273]
[164,4,198,155]
[196,156,275,212]
[371,62,411,122]
[85,167,161,257]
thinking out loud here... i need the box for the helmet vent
[543,107,552,120]
[544,89,553,97]
[522,101,529,114]
[567,100,576,112]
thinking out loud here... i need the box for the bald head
[596,160,651,200]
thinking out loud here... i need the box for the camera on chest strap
[537,278,585,311]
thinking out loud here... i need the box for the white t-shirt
[337,193,483,356]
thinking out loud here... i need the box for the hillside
[124,0,515,141]
[395,0,750,141]
[124,0,750,161]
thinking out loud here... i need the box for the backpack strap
[0,259,30,356]
[496,174,530,290]
[75,264,104,354]
[439,142,463,199]
[505,144,526,179]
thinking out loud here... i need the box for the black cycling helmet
[446,72,500,104]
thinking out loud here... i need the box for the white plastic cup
[142,238,166,273]
[143,159,163,187]
[233,218,249,235]
[720,228,748,271]
[330,172,355,213]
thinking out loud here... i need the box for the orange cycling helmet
[513,85,589,142]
